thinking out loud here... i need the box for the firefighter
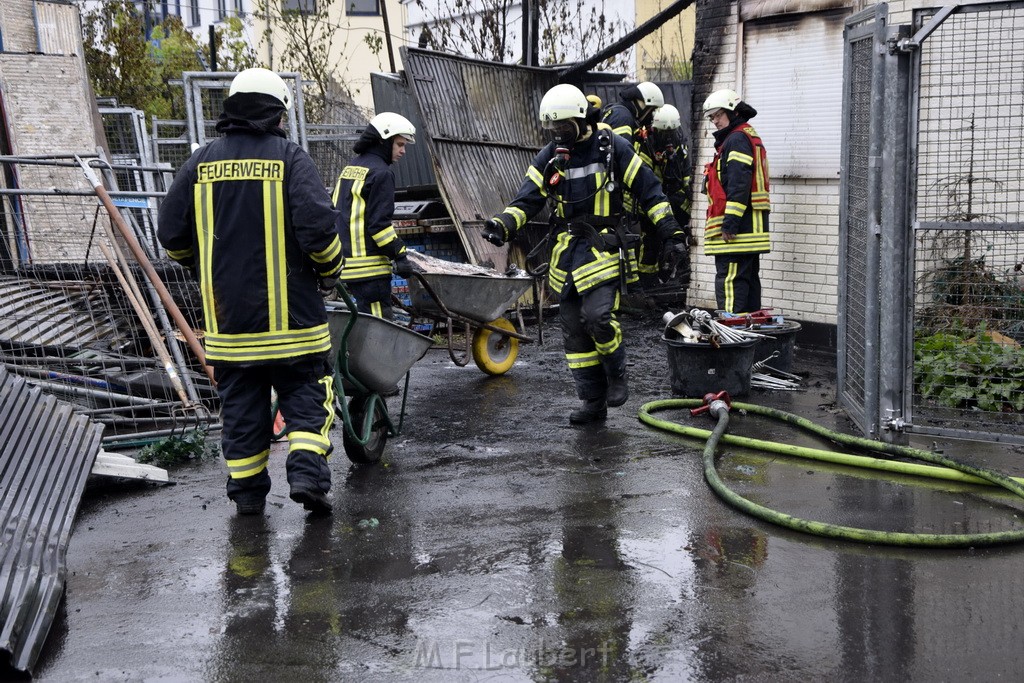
[601,82,665,292]
[641,103,692,296]
[158,68,344,516]
[331,112,416,319]
[702,89,771,313]
[600,81,665,158]
[482,83,686,424]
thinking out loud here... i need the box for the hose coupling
[689,391,732,417]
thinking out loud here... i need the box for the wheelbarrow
[325,287,433,464]
[404,270,534,375]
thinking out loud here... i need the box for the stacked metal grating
[0,367,104,677]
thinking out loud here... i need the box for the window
[347,0,379,16]
[282,0,316,14]
[742,10,848,177]
[217,0,227,20]
[234,0,244,16]
[190,0,200,25]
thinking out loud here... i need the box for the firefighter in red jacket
[702,89,771,313]
[483,84,686,424]
[331,112,416,319]
[158,68,344,516]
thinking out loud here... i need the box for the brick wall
[689,0,842,326]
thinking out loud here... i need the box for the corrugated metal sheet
[34,1,83,57]
[401,47,559,266]
[0,367,104,677]
[370,72,437,190]
[0,276,124,352]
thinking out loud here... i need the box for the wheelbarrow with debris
[324,286,433,464]
[400,251,535,376]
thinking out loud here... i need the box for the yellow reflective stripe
[349,178,367,257]
[372,225,398,247]
[729,150,753,166]
[503,207,527,230]
[166,247,193,261]
[264,179,287,332]
[612,124,631,137]
[526,166,544,188]
[339,254,392,280]
[289,430,331,456]
[574,252,620,290]
[374,229,398,247]
[310,235,342,264]
[369,300,384,318]
[566,351,601,369]
[725,200,747,217]
[724,261,738,312]
[226,450,270,479]
[623,155,642,186]
[195,182,217,334]
[594,324,622,355]
[647,201,671,223]
[704,233,771,255]
[205,325,331,362]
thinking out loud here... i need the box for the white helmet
[635,81,665,108]
[538,84,588,123]
[703,89,740,114]
[651,104,681,131]
[229,68,293,110]
[369,112,416,143]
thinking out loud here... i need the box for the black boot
[605,368,628,407]
[570,398,607,424]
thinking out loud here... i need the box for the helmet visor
[541,119,579,146]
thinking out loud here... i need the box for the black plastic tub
[752,321,802,374]
[663,337,758,397]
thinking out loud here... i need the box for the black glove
[318,276,338,297]
[393,256,414,277]
[660,239,688,280]
[482,218,508,247]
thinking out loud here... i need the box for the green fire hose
[639,398,1024,547]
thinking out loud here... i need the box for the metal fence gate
[840,2,1024,446]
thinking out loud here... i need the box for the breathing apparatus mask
[650,127,681,163]
[543,118,580,154]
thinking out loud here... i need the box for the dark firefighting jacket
[654,143,692,224]
[158,127,344,365]
[703,117,771,256]
[330,146,407,282]
[491,128,682,295]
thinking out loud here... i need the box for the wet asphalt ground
[33,311,1024,682]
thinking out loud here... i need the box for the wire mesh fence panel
[153,118,193,172]
[910,2,1024,442]
[0,157,217,442]
[306,124,361,187]
[838,7,884,434]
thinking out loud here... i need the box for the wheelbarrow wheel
[342,394,388,464]
[472,317,519,376]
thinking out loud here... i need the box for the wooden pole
[98,241,193,407]
[76,156,217,386]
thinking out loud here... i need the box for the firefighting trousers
[346,277,394,320]
[559,281,626,402]
[714,252,762,314]
[217,356,335,501]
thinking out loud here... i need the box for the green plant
[137,427,219,467]
[914,325,1024,412]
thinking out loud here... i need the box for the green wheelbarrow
[325,286,433,464]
